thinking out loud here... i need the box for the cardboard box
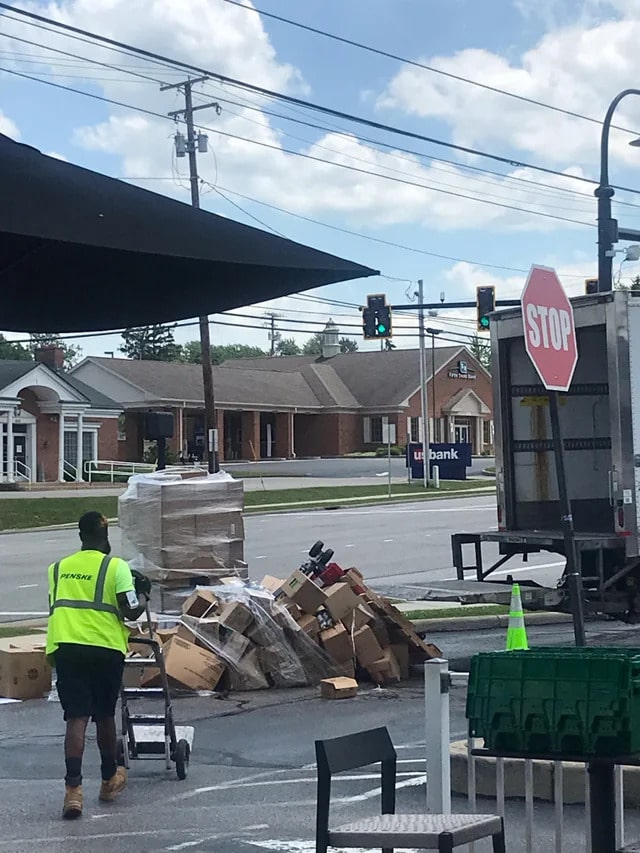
[320,676,358,699]
[390,643,410,680]
[260,575,285,595]
[157,636,225,691]
[219,630,251,663]
[341,602,374,633]
[297,614,320,639]
[367,649,401,685]
[353,626,385,667]
[344,567,367,594]
[217,601,253,634]
[319,624,353,663]
[280,570,327,615]
[0,645,51,700]
[127,629,156,658]
[324,582,360,622]
[156,627,179,645]
[331,659,356,679]
[181,589,219,619]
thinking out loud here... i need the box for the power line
[219,0,640,138]
[206,185,595,278]
[0,65,597,229]
[2,3,638,196]
[4,27,623,216]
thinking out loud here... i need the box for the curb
[410,612,572,633]
[451,740,640,806]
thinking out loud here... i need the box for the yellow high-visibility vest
[46,551,130,656]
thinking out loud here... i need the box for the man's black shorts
[54,644,124,722]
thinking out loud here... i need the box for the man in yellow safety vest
[46,511,150,820]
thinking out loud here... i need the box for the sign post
[522,265,585,646]
[383,421,396,498]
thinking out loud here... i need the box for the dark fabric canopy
[0,134,377,332]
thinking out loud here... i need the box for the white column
[58,409,65,481]
[476,417,483,454]
[30,423,37,483]
[76,412,84,481]
[6,409,14,483]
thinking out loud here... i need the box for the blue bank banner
[406,442,472,481]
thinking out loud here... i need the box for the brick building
[0,348,121,483]
[70,343,492,463]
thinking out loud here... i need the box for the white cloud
[377,4,640,170]
[0,111,20,139]
[45,150,68,161]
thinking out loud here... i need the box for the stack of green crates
[466,647,640,756]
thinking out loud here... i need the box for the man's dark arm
[117,590,147,622]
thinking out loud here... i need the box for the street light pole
[595,89,640,292]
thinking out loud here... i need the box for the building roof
[75,346,474,412]
[223,347,462,407]
[0,359,120,410]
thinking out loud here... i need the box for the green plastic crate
[466,648,640,757]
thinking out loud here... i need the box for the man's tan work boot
[62,785,83,819]
[99,766,127,802]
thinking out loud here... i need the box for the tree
[469,333,492,371]
[276,337,301,356]
[618,274,640,292]
[302,332,324,355]
[0,335,31,361]
[339,337,358,353]
[180,341,266,365]
[28,333,82,368]
[120,325,182,361]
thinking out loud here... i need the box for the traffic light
[362,294,392,339]
[476,285,495,332]
[585,278,598,295]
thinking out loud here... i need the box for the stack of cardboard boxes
[125,565,441,695]
[272,565,441,685]
[118,473,249,594]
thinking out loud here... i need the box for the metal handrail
[13,460,31,484]
[84,459,155,483]
[63,460,78,481]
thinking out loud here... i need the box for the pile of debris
[126,557,441,695]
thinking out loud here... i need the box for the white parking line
[17,584,38,589]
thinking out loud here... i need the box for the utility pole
[263,311,281,356]
[417,279,430,489]
[162,76,221,473]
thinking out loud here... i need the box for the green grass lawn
[0,480,493,531]
[0,626,45,639]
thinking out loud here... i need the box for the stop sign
[521,265,578,392]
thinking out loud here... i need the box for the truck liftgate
[450,530,640,618]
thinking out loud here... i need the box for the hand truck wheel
[175,738,190,780]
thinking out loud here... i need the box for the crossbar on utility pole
[162,77,220,473]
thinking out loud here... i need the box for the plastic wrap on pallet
[118,471,247,585]
[178,581,338,689]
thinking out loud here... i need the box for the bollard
[424,658,451,814]
[432,465,440,489]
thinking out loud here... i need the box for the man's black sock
[65,757,82,787]
[101,756,117,782]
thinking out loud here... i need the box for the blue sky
[2,0,640,358]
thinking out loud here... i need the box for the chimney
[35,345,65,371]
[321,319,340,359]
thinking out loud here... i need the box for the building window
[370,417,383,444]
[117,413,126,441]
[64,431,97,468]
[483,420,493,447]
[410,417,420,443]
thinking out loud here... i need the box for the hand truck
[118,606,193,780]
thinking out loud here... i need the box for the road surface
[0,495,561,619]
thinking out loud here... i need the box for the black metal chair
[315,727,506,853]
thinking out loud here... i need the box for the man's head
[79,511,111,554]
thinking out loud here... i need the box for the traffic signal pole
[417,279,430,489]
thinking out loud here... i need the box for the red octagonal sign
[521,265,578,392]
